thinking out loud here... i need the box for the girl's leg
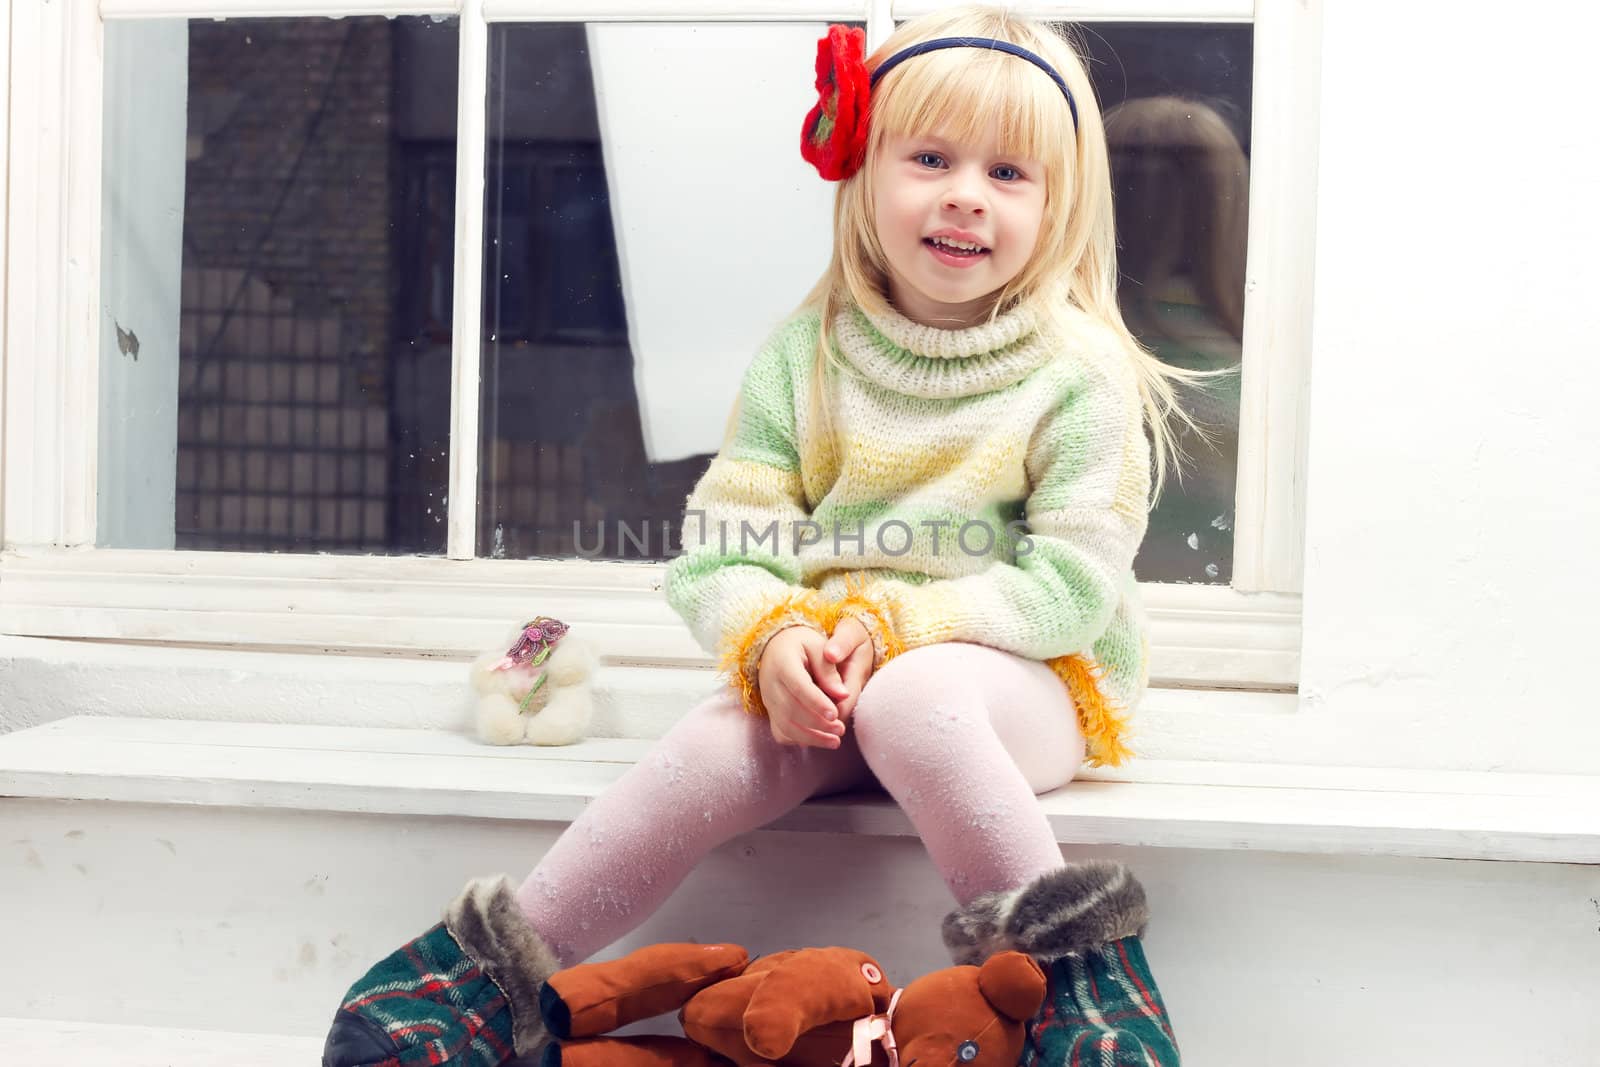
[847,641,1086,905]
[514,686,872,965]
[323,690,870,1067]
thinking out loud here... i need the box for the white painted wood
[0,631,1294,774]
[0,631,724,736]
[0,0,9,546]
[3,0,70,547]
[0,547,1301,686]
[893,0,1253,21]
[3,716,1595,862]
[100,0,457,16]
[3,797,1596,1061]
[482,1,867,21]
[446,0,489,561]
[64,0,105,548]
[98,22,188,550]
[1230,0,1317,594]
[8,1019,322,1066]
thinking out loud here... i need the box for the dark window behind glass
[154,16,460,554]
[1076,22,1252,584]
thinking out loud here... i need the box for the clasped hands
[755,616,874,749]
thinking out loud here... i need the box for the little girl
[324,8,1207,1065]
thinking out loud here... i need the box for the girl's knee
[853,644,981,739]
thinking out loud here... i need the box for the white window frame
[0,0,1316,693]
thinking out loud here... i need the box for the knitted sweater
[663,300,1152,766]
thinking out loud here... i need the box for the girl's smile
[924,227,991,267]
[871,132,1047,327]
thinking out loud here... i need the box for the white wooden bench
[3,715,1597,862]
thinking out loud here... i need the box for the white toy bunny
[470,615,599,746]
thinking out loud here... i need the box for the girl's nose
[934,167,985,214]
[943,193,986,216]
[943,175,987,215]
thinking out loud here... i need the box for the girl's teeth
[929,237,985,254]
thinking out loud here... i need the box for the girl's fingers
[777,675,844,746]
[823,620,868,664]
[836,644,874,720]
[805,642,850,701]
[783,665,842,726]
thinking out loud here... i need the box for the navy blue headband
[869,36,1080,130]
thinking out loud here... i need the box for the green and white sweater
[663,300,1152,766]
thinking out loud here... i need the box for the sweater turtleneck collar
[832,300,1057,399]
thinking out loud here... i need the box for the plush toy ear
[742,948,886,1060]
[976,951,1047,1022]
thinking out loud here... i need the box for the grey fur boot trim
[942,860,1150,966]
[443,875,562,1055]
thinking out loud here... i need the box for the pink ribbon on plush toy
[493,615,569,672]
[493,615,571,714]
[841,987,902,1067]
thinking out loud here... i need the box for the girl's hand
[757,626,850,749]
[823,616,877,722]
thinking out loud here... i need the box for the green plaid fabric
[1022,937,1180,1067]
[326,921,517,1067]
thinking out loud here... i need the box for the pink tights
[513,641,1086,965]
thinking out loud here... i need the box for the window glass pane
[478,23,840,561]
[96,16,460,553]
[1074,22,1252,584]
[477,21,1248,586]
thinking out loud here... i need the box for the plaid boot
[941,860,1180,1066]
[322,875,561,1067]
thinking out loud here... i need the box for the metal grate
[174,266,390,553]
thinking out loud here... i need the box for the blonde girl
[324,8,1193,1066]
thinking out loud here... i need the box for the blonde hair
[797,5,1233,502]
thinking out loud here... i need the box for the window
[98,16,461,554]
[2,1,1315,694]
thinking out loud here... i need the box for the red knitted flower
[800,25,871,181]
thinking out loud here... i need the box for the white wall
[1289,0,1600,774]
[6,801,1596,1063]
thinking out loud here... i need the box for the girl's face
[870,130,1048,329]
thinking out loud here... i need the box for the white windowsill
[3,716,1595,865]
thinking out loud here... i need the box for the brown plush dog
[538,941,1046,1067]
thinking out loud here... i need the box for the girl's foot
[941,860,1181,1065]
[322,875,561,1067]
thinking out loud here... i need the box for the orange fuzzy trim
[1047,653,1135,768]
[830,573,906,667]
[716,589,834,718]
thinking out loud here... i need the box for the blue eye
[958,1040,980,1061]
[992,164,1022,182]
[915,152,946,169]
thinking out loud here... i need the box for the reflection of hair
[796,4,1227,502]
[1104,96,1250,343]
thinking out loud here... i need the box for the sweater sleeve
[833,356,1151,664]
[663,318,834,715]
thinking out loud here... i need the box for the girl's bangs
[870,47,1074,167]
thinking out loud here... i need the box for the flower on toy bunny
[494,615,570,713]
[800,24,871,181]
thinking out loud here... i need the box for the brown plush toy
[537,940,1046,1067]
